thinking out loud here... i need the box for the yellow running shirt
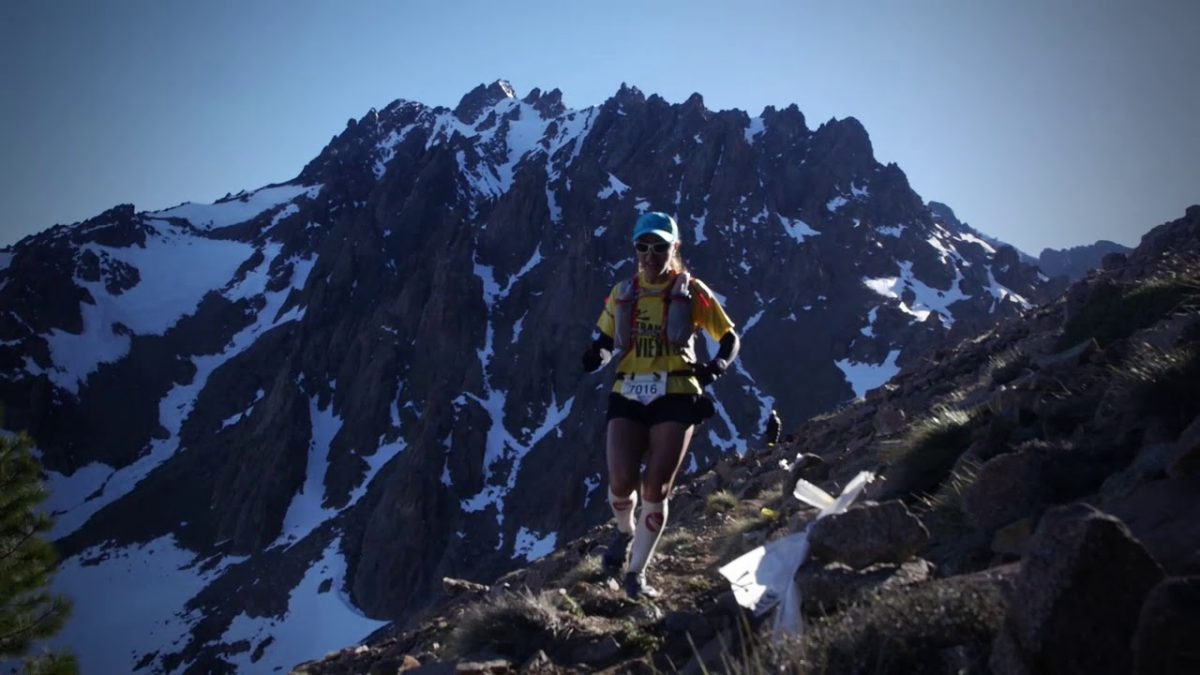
[596,272,735,395]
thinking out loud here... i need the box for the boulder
[797,558,933,614]
[1105,476,1200,574]
[1167,413,1200,479]
[808,500,929,569]
[1034,338,1098,372]
[1132,577,1200,675]
[991,503,1164,675]
[1099,443,1176,500]
[990,516,1036,557]
[872,404,907,436]
[789,453,830,483]
[443,577,490,596]
[962,451,1049,531]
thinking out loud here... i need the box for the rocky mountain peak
[521,87,566,118]
[928,200,963,229]
[454,79,517,123]
[612,81,646,107]
[1038,240,1133,281]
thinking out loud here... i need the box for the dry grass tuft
[558,554,603,588]
[1113,344,1200,436]
[984,346,1030,386]
[1058,273,1199,350]
[878,407,976,499]
[444,588,573,661]
[705,489,739,515]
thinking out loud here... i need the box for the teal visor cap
[632,212,679,243]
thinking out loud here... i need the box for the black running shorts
[605,393,716,427]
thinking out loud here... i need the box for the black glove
[693,358,728,387]
[581,343,611,373]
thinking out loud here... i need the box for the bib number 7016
[620,372,667,405]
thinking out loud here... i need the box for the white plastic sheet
[718,471,875,636]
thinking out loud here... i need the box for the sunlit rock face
[0,79,1048,671]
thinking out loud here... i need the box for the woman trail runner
[581,211,741,598]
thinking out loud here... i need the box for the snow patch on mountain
[154,184,321,230]
[46,245,316,538]
[779,215,818,243]
[221,388,265,429]
[219,537,387,673]
[512,527,557,562]
[274,396,343,548]
[44,222,255,393]
[694,210,709,245]
[373,124,419,179]
[862,261,970,326]
[52,535,246,675]
[460,386,574,531]
[707,406,747,456]
[954,231,996,254]
[985,266,1032,309]
[860,306,879,337]
[836,348,902,399]
[598,173,630,200]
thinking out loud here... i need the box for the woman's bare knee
[606,418,646,495]
[642,422,694,501]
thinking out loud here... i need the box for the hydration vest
[612,271,698,363]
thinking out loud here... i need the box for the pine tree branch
[0,527,40,564]
[0,603,64,655]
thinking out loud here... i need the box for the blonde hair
[670,244,688,274]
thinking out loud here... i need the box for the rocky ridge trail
[294,208,1200,674]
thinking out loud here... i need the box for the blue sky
[1,0,1196,254]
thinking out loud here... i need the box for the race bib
[620,372,668,405]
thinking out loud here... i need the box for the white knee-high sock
[629,499,668,574]
[608,487,638,534]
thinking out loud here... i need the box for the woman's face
[635,234,674,277]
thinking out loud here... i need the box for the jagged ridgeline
[0,80,1047,672]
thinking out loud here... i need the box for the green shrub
[618,620,662,654]
[878,407,976,499]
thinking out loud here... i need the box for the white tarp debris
[719,471,875,635]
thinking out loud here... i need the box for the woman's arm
[714,329,740,367]
[695,329,739,385]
